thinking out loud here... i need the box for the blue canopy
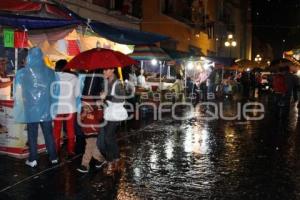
[90,21,170,45]
[0,13,80,30]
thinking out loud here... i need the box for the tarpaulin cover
[0,0,41,12]
[0,0,72,19]
[14,31,29,48]
[13,48,59,123]
[162,48,193,60]
[90,21,169,45]
[129,44,171,60]
[45,4,72,19]
[0,13,80,30]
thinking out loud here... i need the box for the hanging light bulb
[187,62,194,70]
[151,59,158,66]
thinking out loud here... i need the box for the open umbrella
[65,48,138,70]
[65,48,137,95]
[268,58,293,72]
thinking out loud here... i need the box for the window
[161,0,193,24]
[207,23,215,39]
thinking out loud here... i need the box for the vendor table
[0,100,45,158]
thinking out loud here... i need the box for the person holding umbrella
[64,48,136,175]
[99,68,127,175]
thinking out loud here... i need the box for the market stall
[129,45,173,90]
[0,1,80,158]
[0,0,169,158]
[128,44,175,104]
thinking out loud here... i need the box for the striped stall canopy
[129,45,171,61]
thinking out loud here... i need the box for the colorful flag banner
[14,31,29,48]
[3,29,14,48]
[67,40,80,56]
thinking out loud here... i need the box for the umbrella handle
[118,67,124,84]
[88,73,95,95]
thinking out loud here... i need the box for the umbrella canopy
[269,57,300,72]
[129,45,171,61]
[65,48,138,70]
[268,58,293,72]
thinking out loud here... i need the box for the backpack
[272,74,287,94]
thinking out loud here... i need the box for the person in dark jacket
[241,71,250,99]
[97,68,126,175]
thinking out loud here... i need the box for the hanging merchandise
[3,28,14,48]
[14,30,28,48]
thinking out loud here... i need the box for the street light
[254,54,262,62]
[231,41,237,47]
[224,34,237,57]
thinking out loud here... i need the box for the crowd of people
[5,47,300,176]
[13,47,126,175]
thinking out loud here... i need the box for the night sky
[252,0,300,57]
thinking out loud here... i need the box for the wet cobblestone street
[1,101,300,200]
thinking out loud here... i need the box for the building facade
[62,0,252,59]
[141,0,252,59]
[141,0,217,56]
[215,0,252,59]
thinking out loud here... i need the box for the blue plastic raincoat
[13,47,59,123]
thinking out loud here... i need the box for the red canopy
[0,1,41,12]
[0,0,72,19]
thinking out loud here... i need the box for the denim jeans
[97,121,120,162]
[27,121,57,162]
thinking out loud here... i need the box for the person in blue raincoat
[13,47,58,167]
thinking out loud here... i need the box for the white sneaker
[51,159,58,164]
[25,160,37,168]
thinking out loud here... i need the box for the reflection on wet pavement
[1,101,300,199]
